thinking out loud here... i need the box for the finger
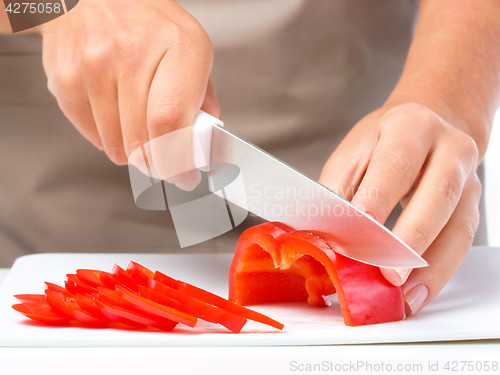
[351,113,434,224]
[87,80,126,165]
[127,76,218,185]
[47,66,103,150]
[318,128,375,200]
[401,175,482,315]
[147,37,212,137]
[117,56,156,178]
[166,78,220,190]
[200,79,221,119]
[171,79,219,190]
[147,38,213,187]
[117,65,151,159]
[41,24,104,150]
[381,148,471,286]
[319,151,368,201]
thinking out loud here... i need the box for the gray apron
[0,0,484,268]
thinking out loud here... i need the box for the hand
[319,102,482,315]
[39,0,220,188]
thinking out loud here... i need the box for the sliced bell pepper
[148,281,247,333]
[12,301,69,324]
[14,294,47,303]
[154,270,284,330]
[12,261,283,332]
[111,264,139,292]
[65,274,97,295]
[45,288,104,326]
[44,282,68,293]
[76,269,118,290]
[229,222,405,326]
[93,297,177,331]
[75,293,112,323]
[113,284,198,327]
[126,261,154,287]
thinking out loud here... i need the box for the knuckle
[381,148,413,179]
[414,104,440,125]
[437,170,462,209]
[462,212,480,244]
[401,102,439,125]
[82,46,111,73]
[166,21,185,42]
[471,174,483,197]
[408,225,431,253]
[382,103,443,138]
[50,69,80,94]
[452,131,479,166]
[192,29,213,55]
[385,102,438,124]
[169,22,213,58]
[148,104,186,134]
[466,173,483,201]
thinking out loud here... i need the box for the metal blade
[209,126,427,269]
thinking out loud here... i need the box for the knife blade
[208,125,428,269]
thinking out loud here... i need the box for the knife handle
[192,110,224,171]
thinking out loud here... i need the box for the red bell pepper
[76,269,118,290]
[229,222,405,326]
[12,301,69,324]
[65,274,97,295]
[13,261,284,332]
[45,288,104,326]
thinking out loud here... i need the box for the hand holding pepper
[319,103,482,315]
[319,0,500,315]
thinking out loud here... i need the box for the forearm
[385,0,500,158]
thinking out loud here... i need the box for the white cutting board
[0,248,499,347]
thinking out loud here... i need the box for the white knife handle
[192,110,224,171]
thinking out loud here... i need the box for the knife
[203,113,427,269]
[128,111,428,269]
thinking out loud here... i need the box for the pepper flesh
[229,222,406,326]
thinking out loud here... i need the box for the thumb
[146,41,213,189]
[201,79,221,119]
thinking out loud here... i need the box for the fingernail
[404,284,428,316]
[380,268,411,286]
[174,180,199,191]
[173,170,202,191]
